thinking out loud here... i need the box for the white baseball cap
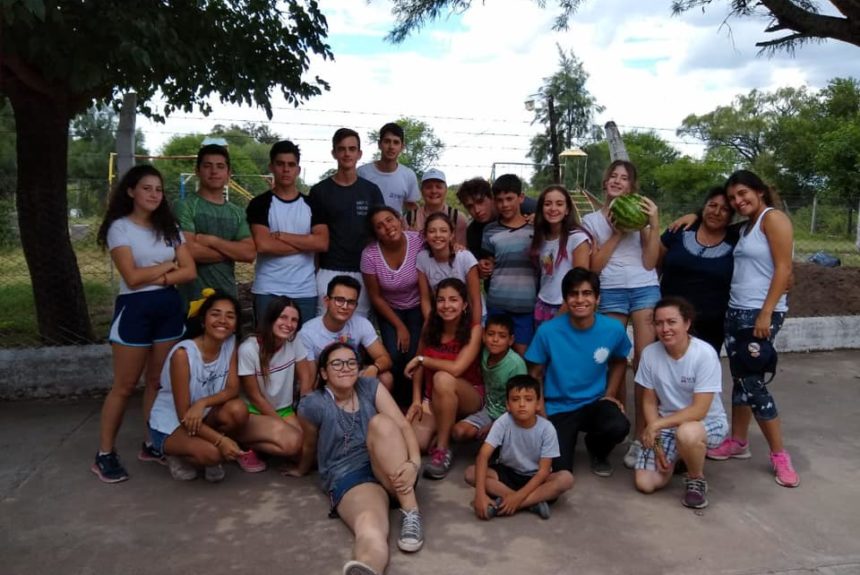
[421,168,446,185]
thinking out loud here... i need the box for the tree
[623,131,681,200]
[386,0,860,52]
[367,117,444,178]
[0,1,331,344]
[527,46,603,190]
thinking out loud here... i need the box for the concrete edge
[2,316,858,400]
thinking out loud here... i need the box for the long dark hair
[257,296,302,386]
[423,278,472,348]
[724,170,783,209]
[184,290,242,341]
[316,342,358,390]
[366,204,403,244]
[97,164,181,248]
[423,211,456,267]
[694,186,735,224]
[530,184,589,267]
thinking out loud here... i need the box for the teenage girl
[415,212,483,326]
[581,160,660,469]
[530,185,592,328]
[234,296,314,472]
[92,165,196,483]
[405,278,483,480]
[148,290,248,482]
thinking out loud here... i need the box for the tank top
[729,208,788,312]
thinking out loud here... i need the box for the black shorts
[491,462,535,491]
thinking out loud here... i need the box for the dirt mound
[790,262,860,317]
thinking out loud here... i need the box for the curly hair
[97,165,180,248]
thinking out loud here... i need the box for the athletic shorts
[247,404,295,418]
[635,417,728,471]
[109,288,185,346]
[491,462,536,491]
[598,286,661,315]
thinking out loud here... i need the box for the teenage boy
[357,122,420,213]
[246,140,327,325]
[299,275,394,389]
[480,174,537,355]
[176,144,255,302]
[465,375,574,520]
[452,314,526,442]
[525,267,632,477]
[405,169,468,245]
[308,128,385,317]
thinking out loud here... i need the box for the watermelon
[609,193,648,232]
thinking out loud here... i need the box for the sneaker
[590,454,614,477]
[770,451,800,487]
[342,560,379,575]
[91,452,129,484]
[236,450,267,473]
[682,476,709,509]
[167,456,198,481]
[423,447,453,480]
[397,508,424,552]
[623,440,642,469]
[529,500,551,520]
[485,496,503,519]
[137,442,167,466]
[706,438,751,460]
[204,464,225,483]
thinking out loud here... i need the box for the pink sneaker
[706,437,751,460]
[770,451,800,487]
[237,450,267,473]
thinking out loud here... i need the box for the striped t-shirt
[360,230,423,310]
[481,221,537,314]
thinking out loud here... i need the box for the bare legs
[635,421,706,494]
[729,405,785,453]
[162,399,249,466]
[464,466,574,509]
[236,413,303,457]
[411,372,482,452]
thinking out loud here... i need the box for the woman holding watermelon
[706,170,799,488]
[581,160,661,470]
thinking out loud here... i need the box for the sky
[137,0,859,186]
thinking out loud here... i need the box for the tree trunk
[6,81,94,344]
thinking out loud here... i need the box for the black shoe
[590,455,614,477]
[91,452,129,484]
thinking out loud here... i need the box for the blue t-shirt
[524,313,631,416]
[481,221,537,314]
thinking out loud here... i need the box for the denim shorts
[328,462,380,516]
[598,286,661,315]
[147,425,171,455]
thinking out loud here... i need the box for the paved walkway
[2,350,859,575]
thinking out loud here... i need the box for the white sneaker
[623,440,642,470]
[167,456,197,481]
[204,464,225,483]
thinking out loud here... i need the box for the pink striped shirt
[360,230,423,309]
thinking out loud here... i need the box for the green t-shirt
[176,194,251,301]
[481,348,527,420]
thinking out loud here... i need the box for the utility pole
[116,93,137,177]
[548,95,560,184]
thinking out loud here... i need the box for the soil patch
[790,262,860,317]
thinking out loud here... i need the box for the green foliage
[367,117,444,177]
[528,46,603,190]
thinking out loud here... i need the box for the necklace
[331,389,359,454]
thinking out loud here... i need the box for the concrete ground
[1,350,859,575]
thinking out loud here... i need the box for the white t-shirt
[635,337,726,421]
[485,413,560,476]
[415,249,485,317]
[581,211,658,290]
[106,217,185,295]
[357,163,420,212]
[149,336,235,435]
[537,230,591,305]
[298,315,379,361]
[238,335,308,410]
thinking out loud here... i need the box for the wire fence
[0,179,858,348]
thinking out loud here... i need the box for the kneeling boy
[465,375,574,520]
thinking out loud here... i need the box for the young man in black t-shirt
[308,128,385,317]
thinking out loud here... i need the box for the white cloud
[137,0,859,186]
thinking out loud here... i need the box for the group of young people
[92,121,798,575]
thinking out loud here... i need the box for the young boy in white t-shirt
[465,375,574,520]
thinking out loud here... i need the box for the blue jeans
[725,308,785,421]
[378,306,423,407]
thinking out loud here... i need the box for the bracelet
[214,433,224,447]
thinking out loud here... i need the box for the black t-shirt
[660,222,740,321]
[308,176,384,272]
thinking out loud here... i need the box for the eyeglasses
[331,296,358,308]
[327,358,359,371]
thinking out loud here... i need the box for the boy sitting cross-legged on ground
[465,375,574,520]
[452,314,526,443]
